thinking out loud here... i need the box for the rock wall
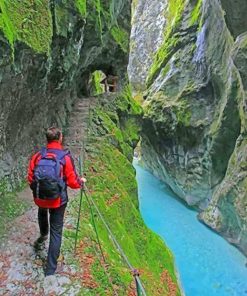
[129,0,247,255]
[0,0,131,190]
[0,3,184,291]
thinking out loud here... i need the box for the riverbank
[134,160,247,296]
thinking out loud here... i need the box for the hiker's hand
[81,177,87,184]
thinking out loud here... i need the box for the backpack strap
[46,149,70,180]
[33,147,46,167]
[56,149,69,161]
[40,147,47,157]
[46,149,69,163]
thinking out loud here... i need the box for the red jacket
[28,141,82,208]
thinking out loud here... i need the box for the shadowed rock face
[129,0,247,255]
[220,0,247,38]
[0,0,131,187]
[128,0,167,91]
[200,33,247,256]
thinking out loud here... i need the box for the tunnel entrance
[88,70,119,96]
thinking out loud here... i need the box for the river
[134,160,247,296]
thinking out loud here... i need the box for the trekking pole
[74,151,84,254]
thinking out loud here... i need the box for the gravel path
[0,98,93,296]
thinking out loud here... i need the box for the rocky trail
[0,97,95,296]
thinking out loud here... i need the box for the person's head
[46,127,63,143]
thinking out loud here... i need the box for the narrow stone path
[0,97,95,296]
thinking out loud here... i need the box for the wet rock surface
[0,0,131,189]
[129,0,247,255]
[128,0,167,91]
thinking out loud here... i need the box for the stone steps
[64,97,95,156]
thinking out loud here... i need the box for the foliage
[75,0,87,17]
[0,179,29,240]
[147,0,203,86]
[0,0,52,54]
[90,70,105,96]
[147,0,186,86]
[0,0,129,55]
[190,0,203,26]
[110,25,129,53]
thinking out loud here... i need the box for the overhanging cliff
[0,0,130,190]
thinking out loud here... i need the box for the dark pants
[38,204,67,275]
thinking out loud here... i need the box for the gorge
[129,0,247,257]
[0,0,246,295]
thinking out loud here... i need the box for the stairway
[64,98,91,157]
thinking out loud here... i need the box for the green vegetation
[175,100,192,127]
[0,179,30,240]
[75,0,87,17]
[147,0,186,86]
[0,0,52,54]
[147,0,203,86]
[110,25,129,53]
[0,0,129,55]
[144,93,192,132]
[0,1,15,47]
[90,70,105,96]
[78,0,129,51]
[62,90,181,295]
[190,0,203,26]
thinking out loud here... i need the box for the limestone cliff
[0,0,130,190]
[129,0,247,255]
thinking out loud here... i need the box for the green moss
[115,84,143,116]
[147,0,204,86]
[95,0,103,38]
[147,1,186,86]
[161,63,171,77]
[110,25,129,53]
[0,178,30,240]
[90,70,105,96]
[190,0,203,26]
[148,33,179,86]
[54,4,69,37]
[70,144,180,294]
[0,0,52,54]
[86,0,104,41]
[0,1,16,49]
[0,0,129,55]
[175,100,192,127]
[145,93,191,130]
[86,0,129,52]
[167,0,185,25]
[62,90,181,295]
[75,0,87,17]
[60,89,181,294]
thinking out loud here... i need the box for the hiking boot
[44,263,64,277]
[34,235,48,250]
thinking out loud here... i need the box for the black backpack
[31,148,68,200]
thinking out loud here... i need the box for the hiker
[27,127,86,276]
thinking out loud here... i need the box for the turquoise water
[134,161,247,296]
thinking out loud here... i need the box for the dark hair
[46,127,62,142]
